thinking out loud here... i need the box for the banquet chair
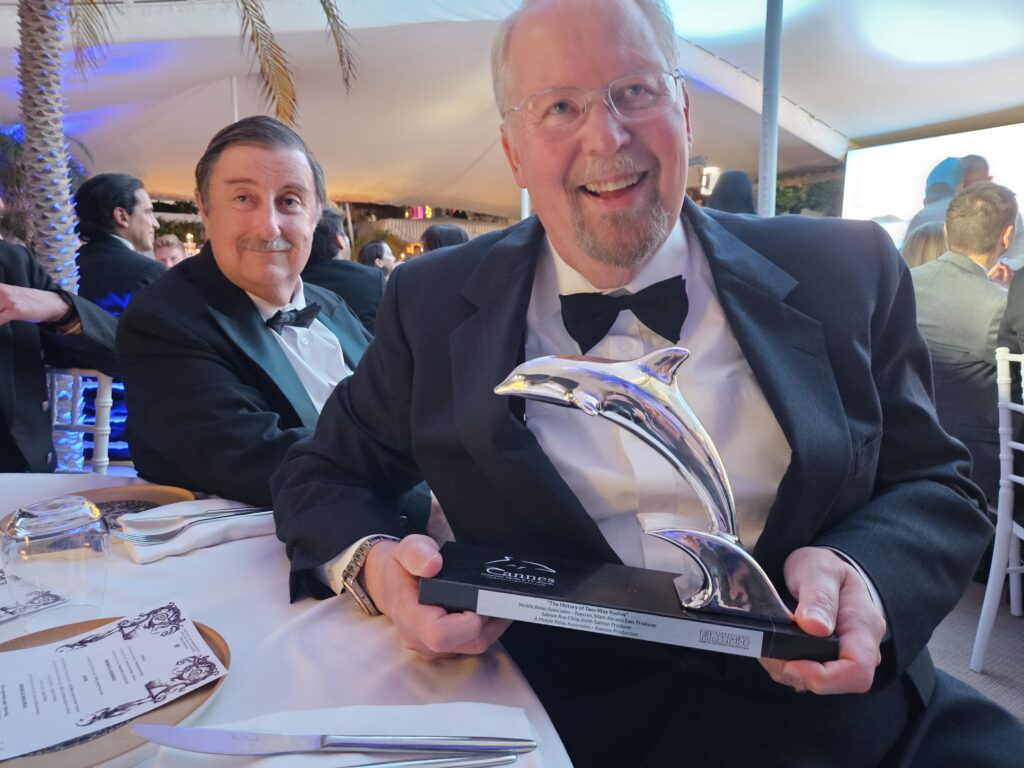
[970,346,1024,673]
[48,368,114,475]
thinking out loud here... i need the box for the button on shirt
[247,284,352,413]
[526,218,792,574]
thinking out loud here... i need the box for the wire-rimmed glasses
[503,69,685,137]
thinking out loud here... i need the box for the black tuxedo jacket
[1,242,118,471]
[272,202,991,766]
[301,258,386,334]
[76,234,166,316]
[116,245,371,505]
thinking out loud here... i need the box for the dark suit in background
[273,204,1003,767]
[912,251,1007,504]
[1,242,117,471]
[77,233,165,317]
[301,257,385,334]
[116,245,370,505]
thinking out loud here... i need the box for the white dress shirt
[526,218,791,574]
[247,282,352,414]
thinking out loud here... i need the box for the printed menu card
[0,602,227,760]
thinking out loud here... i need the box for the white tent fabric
[1,0,1023,218]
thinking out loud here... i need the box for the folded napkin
[117,498,276,564]
[151,703,542,768]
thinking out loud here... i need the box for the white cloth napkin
[117,499,276,564]
[149,703,543,767]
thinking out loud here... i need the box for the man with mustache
[116,117,384,508]
[273,1,1023,765]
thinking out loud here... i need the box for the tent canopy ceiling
[1,0,1023,218]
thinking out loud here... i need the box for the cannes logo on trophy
[483,556,557,587]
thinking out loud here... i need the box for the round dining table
[0,473,572,767]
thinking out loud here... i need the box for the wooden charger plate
[0,618,229,767]
[72,485,196,520]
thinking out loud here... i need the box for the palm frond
[69,0,114,76]
[236,0,297,126]
[318,0,356,93]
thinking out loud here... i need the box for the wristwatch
[340,534,398,616]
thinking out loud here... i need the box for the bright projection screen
[842,122,1024,247]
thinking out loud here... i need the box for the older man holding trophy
[273,0,1024,765]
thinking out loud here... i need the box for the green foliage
[775,179,844,216]
[154,200,198,214]
[156,218,204,244]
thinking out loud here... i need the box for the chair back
[970,346,1024,672]
[48,368,114,474]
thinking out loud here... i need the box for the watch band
[340,534,398,616]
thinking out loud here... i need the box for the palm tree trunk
[18,0,80,292]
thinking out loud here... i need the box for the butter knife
[131,723,536,756]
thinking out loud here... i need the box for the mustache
[571,153,651,187]
[238,237,292,251]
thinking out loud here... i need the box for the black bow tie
[559,275,687,353]
[266,302,321,334]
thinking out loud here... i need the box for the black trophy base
[419,541,838,662]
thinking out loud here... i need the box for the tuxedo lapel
[193,249,320,429]
[685,202,852,577]
[304,282,369,369]
[449,219,619,561]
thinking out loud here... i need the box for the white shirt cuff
[824,546,886,620]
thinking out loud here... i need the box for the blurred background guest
[75,172,164,317]
[153,233,188,268]
[422,223,470,252]
[302,207,385,333]
[911,182,1018,506]
[703,169,756,214]
[357,239,397,278]
[900,221,946,268]
[0,240,117,472]
[907,157,962,234]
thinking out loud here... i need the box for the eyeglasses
[503,70,685,137]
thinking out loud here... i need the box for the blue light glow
[854,1,1024,64]
[667,0,821,40]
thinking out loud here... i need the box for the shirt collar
[534,218,686,323]
[246,281,307,322]
[111,234,140,252]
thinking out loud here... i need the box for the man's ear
[681,81,694,148]
[112,206,130,229]
[500,124,527,189]
[195,189,211,228]
[1002,224,1015,251]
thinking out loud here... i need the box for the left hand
[989,262,1014,286]
[759,546,886,695]
[0,284,69,326]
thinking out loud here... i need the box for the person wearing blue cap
[906,157,963,234]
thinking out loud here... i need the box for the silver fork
[111,508,274,545]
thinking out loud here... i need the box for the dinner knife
[131,723,537,756]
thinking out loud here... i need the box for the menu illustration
[0,601,227,760]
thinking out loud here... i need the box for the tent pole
[758,0,783,217]
[231,76,239,123]
[344,201,355,255]
[520,189,531,220]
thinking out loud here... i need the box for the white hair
[490,0,679,115]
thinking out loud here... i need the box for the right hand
[0,284,69,326]
[362,534,511,659]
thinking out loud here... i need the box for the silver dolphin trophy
[494,347,795,623]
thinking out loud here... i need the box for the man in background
[912,182,1017,506]
[906,156,962,234]
[0,241,116,471]
[118,117,426,522]
[301,208,385,334]
[153,234,188,268]
[74,173,164,316]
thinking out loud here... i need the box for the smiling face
[196,144,319,305]
[499,0,691,287]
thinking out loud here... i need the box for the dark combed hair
[422,223,470,252]
[945,182,1018,256]
[194,115,327,207]
[357,239,389,267]
[74,173,144,240]
[704,170,756,215]
[310,207,347,263]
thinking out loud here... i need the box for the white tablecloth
[0,474,572,767]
